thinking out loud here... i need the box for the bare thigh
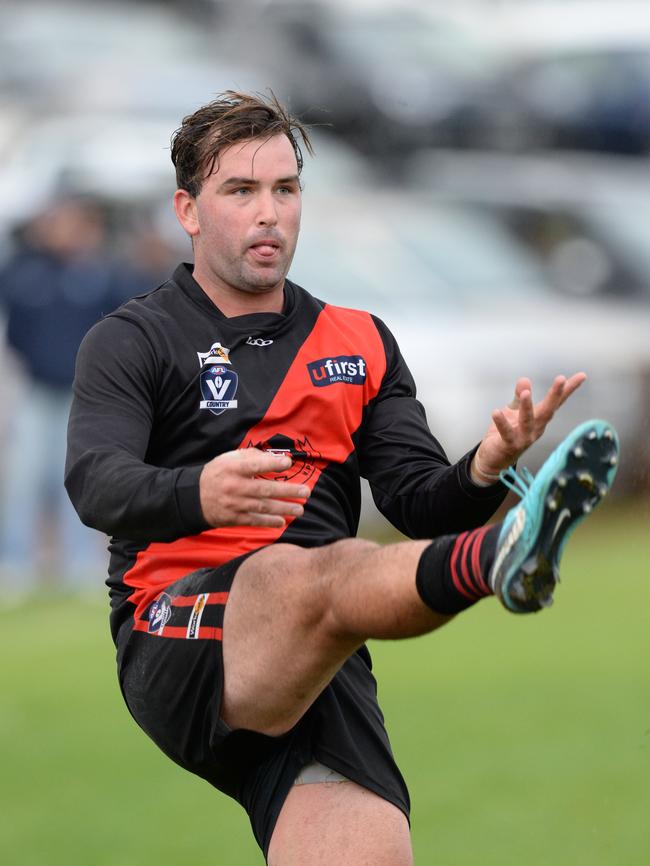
[220,541,373,736]
[221,537,440,736]
[267,781,413,866]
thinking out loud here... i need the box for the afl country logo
[200,365,239,416]
[198,341,239,416]
[148,593,172,634]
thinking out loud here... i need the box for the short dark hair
[170,90,314,197]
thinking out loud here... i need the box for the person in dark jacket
[0,197,138,589]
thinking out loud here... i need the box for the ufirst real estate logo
[307,355,367,387]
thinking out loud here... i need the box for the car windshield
[383,203,549,296]
[289,198,549,316]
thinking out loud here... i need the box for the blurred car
[0,1,216,110]
[211,0,499,163]
[447,2,650,153]
[453,48,650,154]
[405,148,650,302]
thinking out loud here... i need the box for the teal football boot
[490,420,620,613]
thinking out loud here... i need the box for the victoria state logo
[307,355,367,387]
[197,341,239,416]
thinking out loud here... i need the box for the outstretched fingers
[534,372,587,426]
[476,372,589,480]
[492,401,533,454]
[558,371,587,406]
[491,407,518,448]
[491,372,586,453]
[510,377,532,408]
[517,387,535,437]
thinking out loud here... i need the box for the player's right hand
[199,448,311,528]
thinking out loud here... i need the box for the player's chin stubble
[234,250,294,294]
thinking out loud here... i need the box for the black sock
[415,524,500,615]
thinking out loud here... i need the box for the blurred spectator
[0,196,149,594]
[120,214,183,292]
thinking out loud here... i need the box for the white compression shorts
[293,761,349,785]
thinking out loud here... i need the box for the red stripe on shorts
[132,620,223,641]
[171,592,229,607]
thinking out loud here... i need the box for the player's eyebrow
[218,175,300,191]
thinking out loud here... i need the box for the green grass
[1,500,648,865]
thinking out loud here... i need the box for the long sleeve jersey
[66,263,507,644]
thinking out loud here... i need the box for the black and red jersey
[66,263,506,644]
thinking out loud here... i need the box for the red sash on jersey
[125,304,387,624]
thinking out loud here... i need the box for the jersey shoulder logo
[307,355,367,387]
[197,341,231,366]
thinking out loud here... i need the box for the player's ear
[174,189,200,238]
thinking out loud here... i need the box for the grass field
[1,499,648,865]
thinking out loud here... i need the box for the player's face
[177,134,302,302]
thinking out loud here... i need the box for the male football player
[66,91,618,865]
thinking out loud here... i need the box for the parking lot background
[0,0,649,574]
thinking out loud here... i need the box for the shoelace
[499,465,535,499]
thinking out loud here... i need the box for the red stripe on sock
[469,526,492,595]
[450,532,479,600]
[459,532,482,599]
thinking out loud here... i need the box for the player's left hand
[471,373,587,484]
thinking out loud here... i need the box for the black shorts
[116,553,410,858]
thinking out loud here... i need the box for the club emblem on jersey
[200,365,239,416]
[197,341,231,367]
[244,433,321,484]
[148,592,172,635]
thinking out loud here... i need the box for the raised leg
[221,537,448,736]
